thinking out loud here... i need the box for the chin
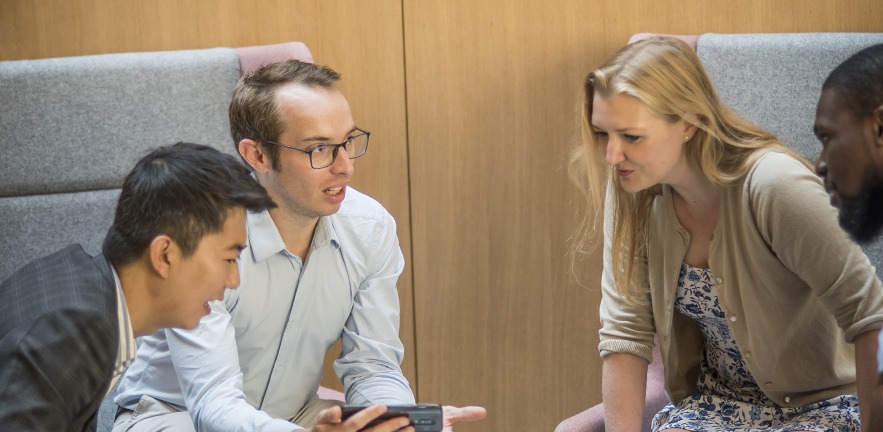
[176,320,200,330]
[317,204,342,217]
[619,182,652,194]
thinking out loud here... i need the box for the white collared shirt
[107,267,136,397]
[115,187,413,431]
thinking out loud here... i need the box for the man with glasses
[112,60,485,432]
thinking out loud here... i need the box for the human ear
[873,105,883,146]
[681,114,700,140]
[148,235,175,279]
[238,139,271,173]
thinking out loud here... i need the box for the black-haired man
[814,43,883,431]
[0,142,275,431]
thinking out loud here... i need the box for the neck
[669,166,720,210]
[268,207,319,260]
[115,261,159,337]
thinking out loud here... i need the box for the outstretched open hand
[442,405,487,432]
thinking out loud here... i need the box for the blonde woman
[570,37,883,431]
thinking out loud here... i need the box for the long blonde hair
[569,37,807,299]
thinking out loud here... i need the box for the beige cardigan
[598,151,883,407]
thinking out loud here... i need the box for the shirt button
[764,382,773,387]
[275,366,283,374]
[784,396,791,403]
[744,351,752,358]
[715,277,723,284]
[729,315,737,322]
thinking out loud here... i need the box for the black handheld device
[341,404,443,432]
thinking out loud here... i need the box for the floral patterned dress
[652,263,859,432]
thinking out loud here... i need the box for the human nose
[330,146,355,175]
[814,151,827,179]
[605,137,625,166]
[227,262,241,290]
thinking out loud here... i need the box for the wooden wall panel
[403,1,883,431]
[4,1,883,430]
[0,0,415,394]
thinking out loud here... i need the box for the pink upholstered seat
[627,33,699,49]
[554,340,667,432]
[235,41,314,75]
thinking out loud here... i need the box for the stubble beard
[839,166,883,244]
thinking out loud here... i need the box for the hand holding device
[341,404,443,432]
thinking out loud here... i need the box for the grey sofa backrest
[696,32,883,272]
[0,42,312,281]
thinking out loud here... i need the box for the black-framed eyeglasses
[263,127,370,169]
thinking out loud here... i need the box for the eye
[623,134,641,143]
[311,145,333,154]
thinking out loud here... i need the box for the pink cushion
[628,33,700,51]
[555,338,668,432]
[235,41,314,76]
[317,385,345,402]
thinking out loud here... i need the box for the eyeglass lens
[311,134,368,168]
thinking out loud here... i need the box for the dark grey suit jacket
[0,245,118,432]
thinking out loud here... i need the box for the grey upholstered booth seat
[556,32,883,432]
[0,48,242,282]
[0,40,315,282]
[698,32,883,274]
[0,41,317,431]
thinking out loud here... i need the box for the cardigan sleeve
[598,182,656,362]
[748,151,883,342]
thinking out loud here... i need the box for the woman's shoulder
[736,149,824,210]
[744,150,815,189]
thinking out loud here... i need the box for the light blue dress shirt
[114,188,414,431]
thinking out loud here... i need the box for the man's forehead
[274,82,341,102]
[816,89,849,122]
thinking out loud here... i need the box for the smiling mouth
[324,187,343,196]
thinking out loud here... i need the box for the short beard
[839,167,883,244]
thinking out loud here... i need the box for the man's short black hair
[823,43,883,118]
[103,142,275,265]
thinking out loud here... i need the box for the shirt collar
[247,210,340,263]
[111,266,137,384]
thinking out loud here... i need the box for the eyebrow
[228,244,247,253]
[812,122,830,136]
[300,126,359,144]
[590,124,642,133]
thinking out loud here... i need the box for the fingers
[442,405,487,424]
[328,404,411,432]
[364,419,413,432]
[315,405,344,425]
[339,404,387,430]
